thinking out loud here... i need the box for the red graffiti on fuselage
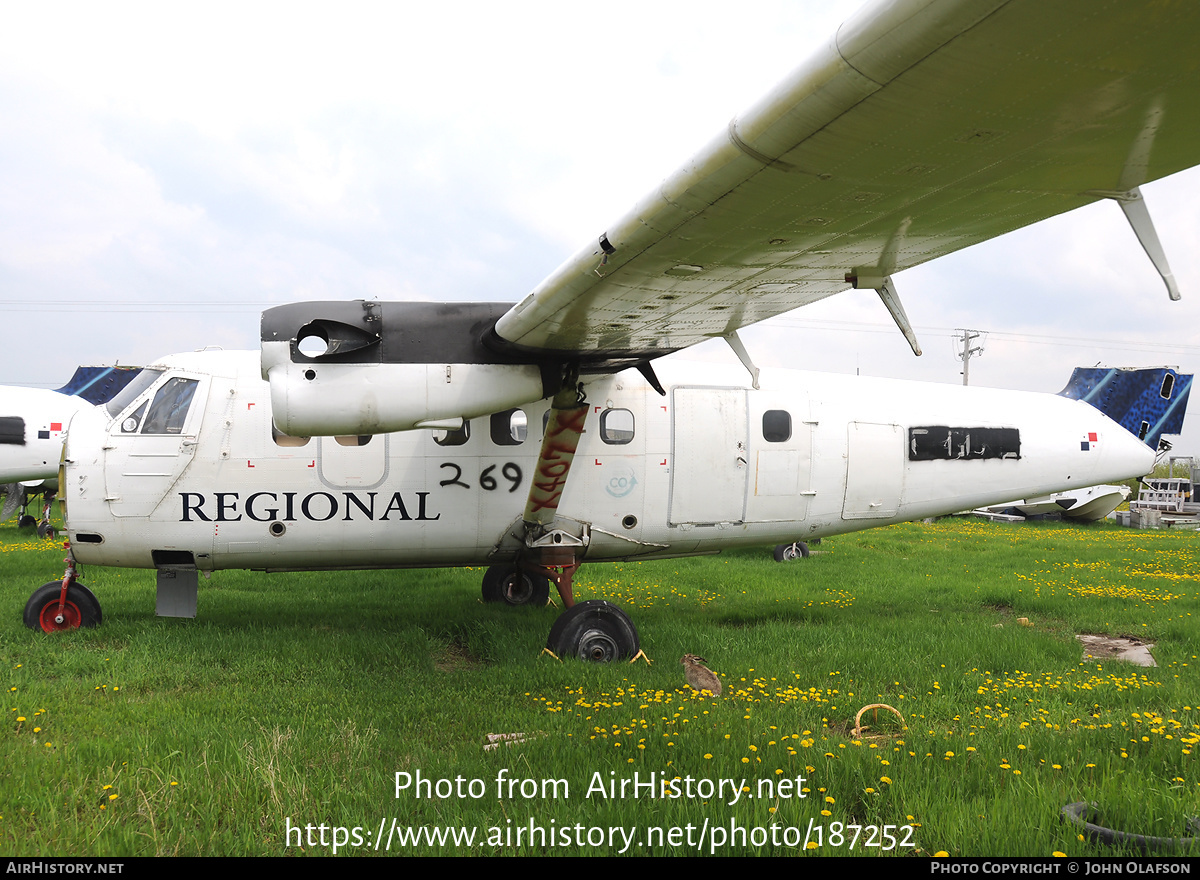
[527,405,587,516]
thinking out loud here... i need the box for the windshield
[104,368,165,418]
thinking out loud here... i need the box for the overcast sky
[3,1,1199,453]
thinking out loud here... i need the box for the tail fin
[1057,367,1192,449]
[53,366,143,406]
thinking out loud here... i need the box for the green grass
[1,516,1197,856]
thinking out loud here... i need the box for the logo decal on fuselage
[180,491,440,523]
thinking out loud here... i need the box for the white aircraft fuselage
[59,350,1153,574]
[0,387,94,484]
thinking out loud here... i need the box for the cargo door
[842,421,903,520]
[669,387,748,525]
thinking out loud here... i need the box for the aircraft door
[669,387,748,525]
[104,374,208,518]
[842,421,904,519]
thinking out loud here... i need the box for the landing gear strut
[24,554,102,632]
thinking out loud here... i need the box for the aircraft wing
[491,0,1200,362]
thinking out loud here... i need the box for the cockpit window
[120,402,149,434]
[105,368,165,418]
[141,377,198,434]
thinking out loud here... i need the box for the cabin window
[600,408,634,445]
[272,425,310,447]
[141,377,198,434]
[120,401,149,434]
[434,421,470,447]
[490,409,527,445]
[762,410,791,443]
[335,435,372,446]
[0,417,24,445]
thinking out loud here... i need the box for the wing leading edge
[491,0,1200,363]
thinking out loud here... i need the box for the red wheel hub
[38,599,81,632]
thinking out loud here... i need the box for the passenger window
[434,421,470,447]
[335,435,372,446]
[600,408,634,445]
[120,401,149,434]
[490,409,527,446]
[141,378,198,434]
[272,425,310,447]
[763,410,791,443]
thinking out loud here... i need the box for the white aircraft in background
[27,0,1200,661]
[2,368,143,535]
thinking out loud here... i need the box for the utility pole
[956,328,985,385]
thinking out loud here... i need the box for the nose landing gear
[23,553,102,632]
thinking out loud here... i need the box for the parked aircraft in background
[25,0,1200,660]
[1,367,143,533]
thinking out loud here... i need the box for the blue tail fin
[1057,367,1192,449]
[53,366,143,406]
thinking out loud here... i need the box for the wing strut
[1111,188,1181,302]
[723,330,761,390]
[846,274,923,357]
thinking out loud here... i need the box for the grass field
[1,515,1197,857]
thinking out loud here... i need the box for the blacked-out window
[490,409,527,446]
[434,421,470,447]
[763,410,791,442]
[908,426,1020,461]
[0,417,24,445]
[335,435,372,446]
[600,408,634,445]
[142,377,198,434]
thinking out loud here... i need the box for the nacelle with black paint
[260,301,551,436]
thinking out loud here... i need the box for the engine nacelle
[261,301,552,436]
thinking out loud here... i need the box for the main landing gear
[480,563,551,607]
[773,540,810,562]
[478,560,643,663]
[546,600,640,662]
[24,554,102,633]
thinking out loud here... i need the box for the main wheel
[24,582,102,632]
[481,564,551,607]
[17,514,36,529]
[547,600,639,662]
[773,541,810,562]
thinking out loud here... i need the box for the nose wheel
[24,581,102,632]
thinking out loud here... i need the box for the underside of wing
[491,0,1200,362]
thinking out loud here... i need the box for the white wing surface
[493,0,1200,362]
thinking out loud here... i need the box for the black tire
[36,522,54,540]
[773,541,810,562]
[481,564,550,607]
[17,514,36,529]
[546,600,639,662]
[24,582,102,632]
